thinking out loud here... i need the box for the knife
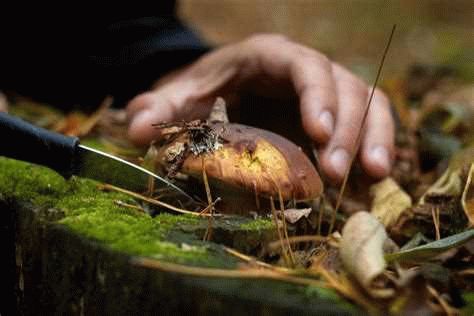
[0,112,194,203]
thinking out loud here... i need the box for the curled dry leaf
[461,163,474,226]
[283,208,312,224]
[340,212,389,294]
[370,177,412,228]
[419,167,463,205]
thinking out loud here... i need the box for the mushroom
[146,98,323,215]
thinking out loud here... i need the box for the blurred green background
[179,0,474,81]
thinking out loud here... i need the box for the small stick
[329,24,397,234]
[199,197,221,215]
[427,285,459,316]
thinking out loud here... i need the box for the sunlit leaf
[370,177,412,228]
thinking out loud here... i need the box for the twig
[199,197,221,215]
[457,269,474,276]
[78,96,113,136]
[427,284,459,316]
[329,24,397,234]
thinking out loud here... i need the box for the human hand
[0,92,8,112]
[126,34,394,183]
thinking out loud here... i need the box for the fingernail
[370,146,391,173]
[330,148,350,178]
[319,111,334,136]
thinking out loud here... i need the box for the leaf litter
[4,48,474,316]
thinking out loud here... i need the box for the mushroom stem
[209,97,229,123]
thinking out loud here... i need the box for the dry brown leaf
[420,167,462,204]
[340,212,390,296]
[283,208,312,224]
[462,163,474,226]
[370,177,412,228]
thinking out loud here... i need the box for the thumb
[126,91,180,146]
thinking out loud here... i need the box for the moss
[0,158,66,208]
[239,217,274,231]
[0,157,235,267]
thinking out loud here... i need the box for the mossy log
[0,158,360,315]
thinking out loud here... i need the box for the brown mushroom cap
[180,123,323,203]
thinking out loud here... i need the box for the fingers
[360,88,395,178]
[246,35,337,143]
[319,64,368,182]
[293,51,338,144]
[319,64,394,182]
[126,82,217,146]
[126,90,180,146]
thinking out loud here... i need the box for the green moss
[0,157,235,267]
[0,158,67,208]
[239,218,274,231]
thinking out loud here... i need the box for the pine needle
[114,200,147,214]
[432,206,441,240]
[132,257,329,289]
[267,235,328,252]
[100,183,214,217]
[270,196,291,267]
[329,24,397,234]
[278,186,295,266]
[201,156,214,241]
[222,246,291,273]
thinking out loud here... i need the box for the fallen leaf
[370,177,412,228]
[385,229,474,263]
[283,208,312,224]
[420,145,474,205]
[461,163,474,226]
[340,212,389,294]
[420,167,463,204]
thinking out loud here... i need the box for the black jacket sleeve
[0,4,210,108]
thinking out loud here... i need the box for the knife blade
[0,112,194,203]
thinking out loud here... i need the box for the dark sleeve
[0,7,210,108]
[90,16,211,105]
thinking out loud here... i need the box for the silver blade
[74,145,194,203]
